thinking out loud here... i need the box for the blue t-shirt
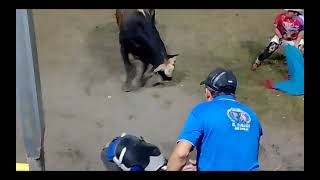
[178,95,263,171]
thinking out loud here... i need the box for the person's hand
[294,39,302,48]
[297,43,304,54]
[182,159,197,171]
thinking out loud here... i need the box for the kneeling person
[101,133,167,171]
[252,9,304,71]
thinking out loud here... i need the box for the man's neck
[213,94,236,100]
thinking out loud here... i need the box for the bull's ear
[153,64,166,72]
[167,54,179,59]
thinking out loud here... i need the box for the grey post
[16,9,45,171]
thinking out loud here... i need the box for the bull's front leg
[144,73,163,88]
[142,64,164,88]
[142,64,154,80]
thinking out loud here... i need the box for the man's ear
[205,88,213,100]
[153,64,166,72]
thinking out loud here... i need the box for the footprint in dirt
[56,143,85,163]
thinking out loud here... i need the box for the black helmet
[200,68,237,95]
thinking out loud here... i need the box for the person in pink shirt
[251,9,304,71]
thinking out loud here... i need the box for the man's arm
[274,14,283,39]
[274,24,283,39]
[167,141,193,171]
[167,110,203,171]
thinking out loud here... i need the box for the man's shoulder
[192,101,210,112]
[277,12,286,18]
[191,101,222,115]
[296,15,304,25]
[235,103,261,125]
[275,12,286,22]
[235,102,257,115]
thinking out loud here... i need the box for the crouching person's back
[167,68,263,171]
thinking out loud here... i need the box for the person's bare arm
[167,141,193,171]
[295,30,304,46]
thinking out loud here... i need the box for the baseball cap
[200,68,237,94]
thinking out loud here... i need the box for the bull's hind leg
[130,58,146,91]
[120,46,136,92]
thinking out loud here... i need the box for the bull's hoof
[121,82,135,92]
[145,81,162,88]
[130,81,143,91]
[144,74,163,87]
[121,81,142,92]
[121,84,132,92]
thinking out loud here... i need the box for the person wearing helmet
[251,9,304,71]
[101,133,168,171]
[167,68,263,171]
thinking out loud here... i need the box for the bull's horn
[167,54,179,59]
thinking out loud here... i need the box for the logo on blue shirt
[227,108,251,131]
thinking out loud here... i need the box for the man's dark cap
[200,68,237,94]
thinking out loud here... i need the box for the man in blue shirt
[167,68,263,171]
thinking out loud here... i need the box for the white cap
[284,9,304,13]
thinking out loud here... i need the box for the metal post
[16,9,45,171]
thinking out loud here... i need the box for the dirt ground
[16,9,304,171]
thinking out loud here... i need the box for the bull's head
[153,54,179,78]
